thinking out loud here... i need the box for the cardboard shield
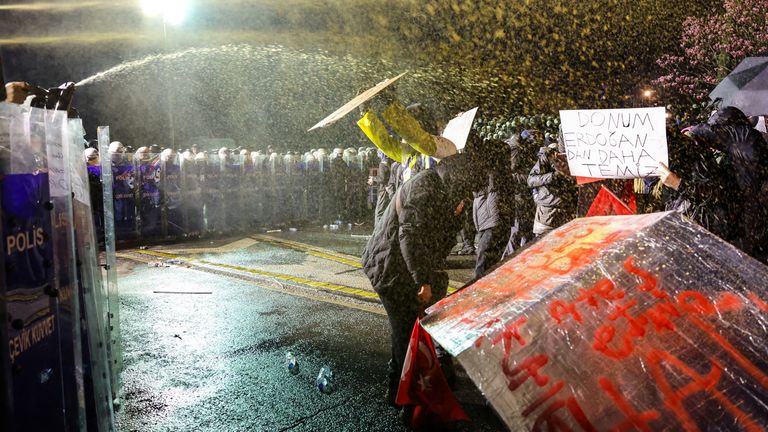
[307,72,407,131]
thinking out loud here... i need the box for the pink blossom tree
[654,0,768,102]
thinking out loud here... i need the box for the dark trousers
[378,286,422,393]
[475,226,508,279]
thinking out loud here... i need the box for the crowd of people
[357,97,768,415]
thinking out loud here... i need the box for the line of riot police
[87,143,382,243]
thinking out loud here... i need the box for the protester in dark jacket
[689,107,768,260]
[528,142,577,236]
[361,153,477,405]
[660,129,745,245]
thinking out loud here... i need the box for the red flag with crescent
[396,319,469,428]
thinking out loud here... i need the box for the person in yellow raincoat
[357,93,457,183]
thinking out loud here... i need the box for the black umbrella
[709,56,768,117]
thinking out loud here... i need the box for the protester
[361,153,478,406]
[464,132,514,278]
[528,135,578,237]
[502,131,538,258]
[370,151,393,225]
[690,107,768,261]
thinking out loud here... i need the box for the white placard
[559,107,668,178]
[442,107,478,151]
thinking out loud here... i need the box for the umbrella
[307,72,407,132]
[709,56,768,117]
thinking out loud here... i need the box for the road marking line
[124,249,380,300]
[158,238,258,255]
[117,252,385,316]
[252,234,463,292]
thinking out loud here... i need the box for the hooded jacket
[362,169,461,294]
[528,147,577,234]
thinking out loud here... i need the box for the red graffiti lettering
[714,292,743,312]
[550,300,582,324]
[575,277,625,309]
[646,349,762,432]
[598,377,660,432]
[593,324,634,359]
[640,301,681,333]
[687,315,768,391]
[503,354,550,391]
[531,396,597,432]
[623,256,665,298]
[523,380,565,417]
[677,291,717,315]
[748,291,768,312]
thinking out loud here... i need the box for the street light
[140,0,190,150]
[140,0,190,26]
[642,89,653,106]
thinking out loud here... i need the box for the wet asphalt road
[114,236,502,432]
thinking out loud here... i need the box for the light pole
[141,0,190,150]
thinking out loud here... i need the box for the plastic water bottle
[285,352,299,375]
[316,366,334,394]
[39,368,53,384]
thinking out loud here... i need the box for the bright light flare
[642,89,653,98]
[140,0,190,26]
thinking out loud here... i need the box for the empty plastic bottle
[316,366,334,394]
[39,368,53,384]
[286,352,299,375]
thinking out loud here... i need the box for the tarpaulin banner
[423,212,768,430]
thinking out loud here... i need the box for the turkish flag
[396,319,469,428]
[586,185,635,217]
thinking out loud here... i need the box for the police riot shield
[161,153,184,238]
[203,154,224,234]
[283,153,299,225]
[98,127,123,401]
[267,153,283,227]
[0,104,14,430]
[253,153,268,227]
[68,119,114,431]
[111,149,137,242]
[240,154,256,230]
[221,154,240,233]
[1,102,83,431]
[304,154,321,223]
[180,153,203,237]
[137,151,162,239]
